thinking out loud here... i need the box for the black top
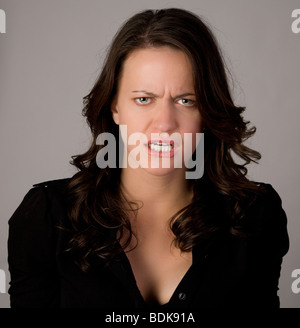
[7,178,289,308]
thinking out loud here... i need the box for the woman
[8,8,289,308]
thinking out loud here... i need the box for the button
[178,292,187,301]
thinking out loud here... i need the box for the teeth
[149,143,174,152]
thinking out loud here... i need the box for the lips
[146,139,178,158]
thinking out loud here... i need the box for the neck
[119,167,193,227]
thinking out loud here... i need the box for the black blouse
[7,178,289,308]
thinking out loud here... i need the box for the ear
[110,98,120,125]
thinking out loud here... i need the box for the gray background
[0,0,299,308]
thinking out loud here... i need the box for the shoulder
[8,179,71,307]
[246,181,286,222]
[32,177,71,195]
[9,177,71,228]
[8,177,72,266]
[242,181,289,256]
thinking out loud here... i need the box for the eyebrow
[131,90,196,98]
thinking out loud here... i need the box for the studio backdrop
[0,0,300,308]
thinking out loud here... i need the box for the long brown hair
[66,8,262,271]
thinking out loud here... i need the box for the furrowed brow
[132,90,158,97]
[132,90,196,99]
[175,93,196,98]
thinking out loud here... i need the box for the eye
[177,98,196,107]
[135,97,152,105]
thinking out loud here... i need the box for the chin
[141,165,185,178]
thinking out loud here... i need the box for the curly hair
[66,8,262,272]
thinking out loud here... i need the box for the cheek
[119,114,142,135]
[181,115,202,152]
[117,108,145,144]
[115,105,131,126]
[182,114,202,134]
[190,122,202,134]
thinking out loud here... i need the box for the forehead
[118,46,194,91]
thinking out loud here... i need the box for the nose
[152,100,178,133]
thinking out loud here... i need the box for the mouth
[148,140,175,152]
[145,139,177,158]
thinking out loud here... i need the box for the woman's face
[112,46,203,176]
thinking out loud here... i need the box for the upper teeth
[149,142,173,152]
